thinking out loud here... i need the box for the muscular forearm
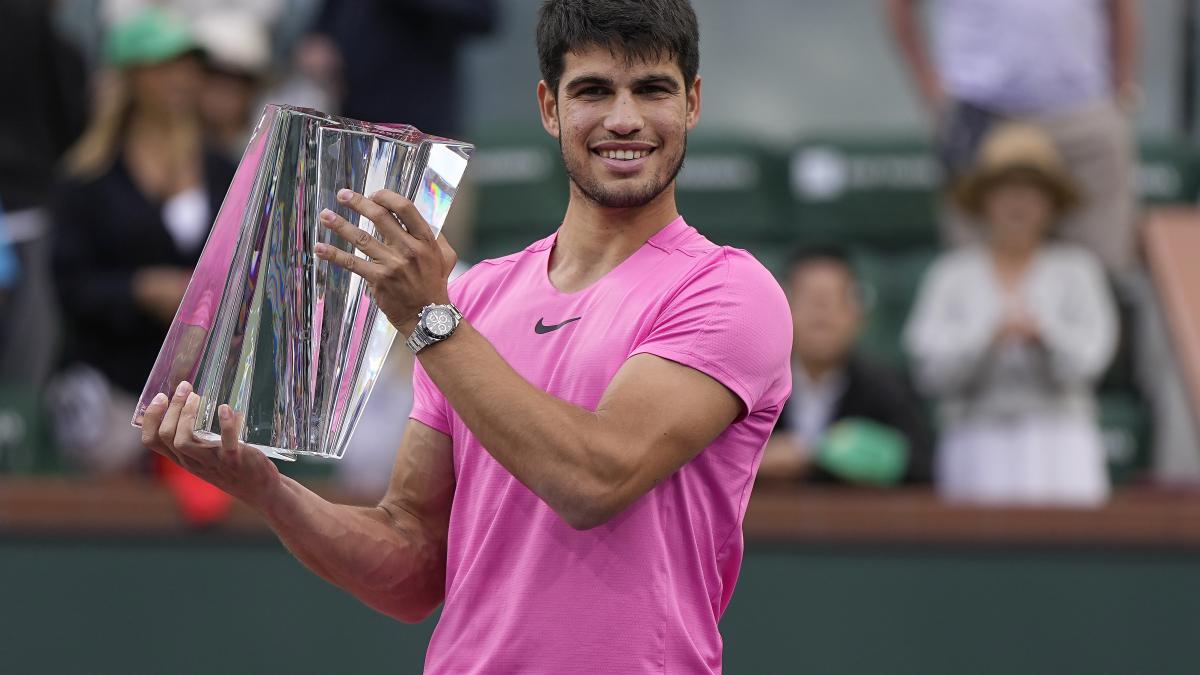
[417,322,630,528]
[259,476,446,622]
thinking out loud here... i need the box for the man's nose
[603,91,644,136]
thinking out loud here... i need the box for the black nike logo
[534,316,582,334]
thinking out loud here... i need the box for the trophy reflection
[132,104,472,461]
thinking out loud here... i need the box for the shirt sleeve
[1033,248,1118,386]
[409,356,451,435]
[629,249,793,416]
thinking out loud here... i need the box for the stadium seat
[466,124,568,246]
[1136,136,1200,204]
[674,136,791,247]
[789,135,941,249]
[848,246,939,371]
[1099,390,1152,484]
[0,384,56,474]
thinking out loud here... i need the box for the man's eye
[579,87,609,97]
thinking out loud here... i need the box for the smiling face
[538,45,701,210]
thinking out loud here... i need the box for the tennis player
[141,0,791,671]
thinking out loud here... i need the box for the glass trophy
[131,104,472,461]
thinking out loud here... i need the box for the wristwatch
[405,303,462,354]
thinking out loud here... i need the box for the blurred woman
[49,9,235,474]
[904,124,1117,506]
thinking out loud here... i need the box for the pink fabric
[411,217,792,674]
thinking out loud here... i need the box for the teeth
[599,149,650,160]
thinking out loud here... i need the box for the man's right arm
[140,386,454,623]
[883,0,944,114]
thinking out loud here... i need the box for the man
[140,1,792,672]
[759,248,933,484]
[885,0,1140,276]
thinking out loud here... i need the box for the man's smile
[590,141,658,173]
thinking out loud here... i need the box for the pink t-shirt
[411,216,792,673]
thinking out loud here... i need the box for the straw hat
[954,123,1081,217]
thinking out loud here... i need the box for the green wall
[1,538,1197,674]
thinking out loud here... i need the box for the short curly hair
[536,0,700,95]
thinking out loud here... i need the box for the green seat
[675,137,791,247]
[1098,391,1151,484]
[0,384,57,474]
[466,125,567,249]
[849,246,939,371]
[1136,136,1200,204]
[789,135,941,249]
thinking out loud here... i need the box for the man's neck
[548,183,681,293]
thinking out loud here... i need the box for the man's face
[789,261,862,370]
[538,45,700,209]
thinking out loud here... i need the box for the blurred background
[3,0,1200,673]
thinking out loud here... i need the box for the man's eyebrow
[633,73,682,89]
[564,74,615,91]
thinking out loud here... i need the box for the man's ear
[537,80,560,139]
[685,76,702,131]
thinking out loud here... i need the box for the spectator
[192,10,273,161]
[0,0,87,387]
[905,124,1118,506]
[301,0,497,138]
[47,8,235,473]
[886,0,1140,276]
[760,248,934,486]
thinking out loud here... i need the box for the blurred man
[886,0,1140,276]
[760,248,933,485]
[141,1,792,671]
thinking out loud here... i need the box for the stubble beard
[559,131,688,210]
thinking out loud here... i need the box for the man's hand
[140,381,282,512]
[314,188,457,335]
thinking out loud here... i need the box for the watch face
[423,307,456,337]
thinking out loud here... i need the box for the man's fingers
[319,208,396,261]
[140,392,184,463]
[337,188,407,244]
[217,404,242,467]
[369,189,436,243]
[174,392,217,462]
[157,381,190,448]
[314,242,386,282]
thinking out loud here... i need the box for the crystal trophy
[131,104,472,460]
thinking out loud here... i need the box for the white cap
[192,10,271,76]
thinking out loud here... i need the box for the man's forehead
[561,44,684,81]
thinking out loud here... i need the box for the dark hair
[786,246,856,280]
[536,0,700,95]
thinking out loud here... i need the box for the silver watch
[405,303,462,354]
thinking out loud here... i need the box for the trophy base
[192,431,298,462]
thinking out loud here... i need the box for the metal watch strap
[405,304,462,354]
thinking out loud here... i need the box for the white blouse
[904,242,1118,427]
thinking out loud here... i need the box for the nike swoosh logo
[534,316,582,334]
